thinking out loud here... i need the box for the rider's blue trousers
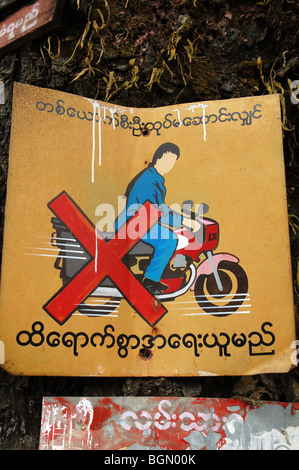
[142,223,178,282]
[115,208,179,283]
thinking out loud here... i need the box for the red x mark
[43,192,167,326]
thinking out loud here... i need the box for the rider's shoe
[142,278,168,295]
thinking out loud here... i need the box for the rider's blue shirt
[115,166,183,230]
[127,166,166,208]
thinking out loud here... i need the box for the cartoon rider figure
[114,142,200,295]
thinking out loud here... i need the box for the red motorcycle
[51,201,248,317]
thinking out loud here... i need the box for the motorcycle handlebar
[182,202,209,218]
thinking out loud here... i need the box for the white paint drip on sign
[105,106,117,129]
[94,226,98,273]
[0,340,4,364]
[173,108,182,127]
[86,98,102,182]
[201,104,208,141]
[187,103,208,141]
[86,99,121,183]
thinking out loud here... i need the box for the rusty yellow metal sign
[0,82,296,376]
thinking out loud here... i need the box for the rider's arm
[159,203,183,228]
[159,206,201,232]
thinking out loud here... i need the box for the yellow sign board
[0,82,296,376]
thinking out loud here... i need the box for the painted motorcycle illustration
[50,201,248,318]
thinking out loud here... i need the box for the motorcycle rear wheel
[194,260,248,317]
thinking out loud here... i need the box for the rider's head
[151,142,180,175]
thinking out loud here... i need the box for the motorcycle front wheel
[194,260,248,317]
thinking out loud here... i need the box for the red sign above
[0,0,63,56]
